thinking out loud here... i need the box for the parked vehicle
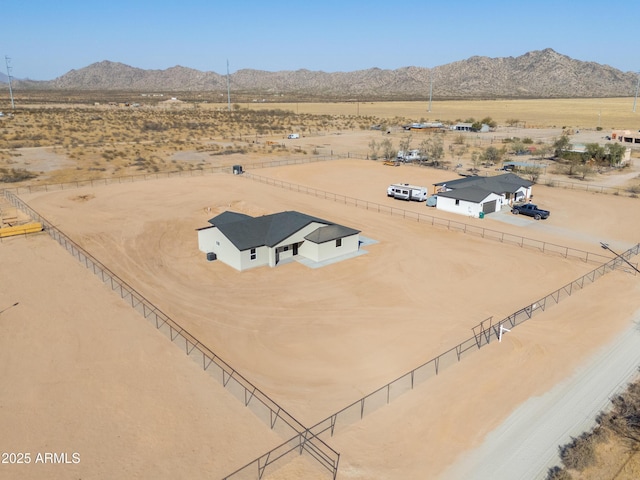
[287,133,299,139]
[511,203,550,220]
[387,183,428,201]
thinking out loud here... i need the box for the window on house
[250,248,256,260]
[455,199,460,206]
[336,238,342,247]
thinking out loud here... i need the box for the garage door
[482,200,497,214]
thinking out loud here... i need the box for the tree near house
[453,144,468,162]
[421,135,444,166]
[380,138,395,160]
[471,151,481,172]
[584,143,606,164]
[553,134,572,158]
[535,144,551,160]
[481,145,503,165]
[605,142,627,167]
[575,163,595,181]
[398,134,413,158]
[511,140,526,155]
[481,117,497,128]
[368,139,380,160]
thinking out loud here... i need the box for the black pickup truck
[511,203,550,220]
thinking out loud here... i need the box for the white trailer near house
[387,183,428,201]
[396,149,422,162]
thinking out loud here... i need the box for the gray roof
[207,211,358,251]
[210,211,253,225]
[304,224,360,244]
[437,186,496,203]
[434,173,532,194]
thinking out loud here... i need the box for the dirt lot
[1,148,639,479]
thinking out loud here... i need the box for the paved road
[440,312,640,480]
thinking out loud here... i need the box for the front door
[293,243,298,256]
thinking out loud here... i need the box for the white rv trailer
[396,149,422,162]
[387,183,428,201]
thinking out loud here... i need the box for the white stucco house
[197,210,361,271]
[432,173,533,218]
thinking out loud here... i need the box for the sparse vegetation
[0,167,37,183]
[548,375,640,479]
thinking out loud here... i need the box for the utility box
[206,252,217,261]
[232,165,243,175]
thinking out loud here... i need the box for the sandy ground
[1,153,640,479]
[0,235,285,480]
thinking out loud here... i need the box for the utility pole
[633,72,639,113]
[600,242,640,274]
[226,59,231,112]
[428,70,433,113]
[5,56,15,110]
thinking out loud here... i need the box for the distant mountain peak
[11,50,637,99]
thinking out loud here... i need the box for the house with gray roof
[197,210,361,271]
[432,173,533,218]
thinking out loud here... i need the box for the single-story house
[197,210,361,271]
[432,173,533,217]
[403,122,445,131]
[449,123,491,133]
[436,187,503,217]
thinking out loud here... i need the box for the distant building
[611,130,640,145]
[450,123,490,133]
[403,122,445,131]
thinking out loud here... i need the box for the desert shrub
[559,432,599,471]
[546,466,572,480]
[452,134,465,145]
[597,381,640,448]
[0,168,37,183]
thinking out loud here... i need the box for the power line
[633,72,639,113]
[4,56,15,110]
[226,59,231,111]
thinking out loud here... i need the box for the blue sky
[4,0,639,80]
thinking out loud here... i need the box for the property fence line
[540,177,639,197]
[308,243,640,439]
[1,154,350,196]
[2,189,339,480]
[221,429,339,480]
[241,171,614,265]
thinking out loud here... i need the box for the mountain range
[2,49,638,99]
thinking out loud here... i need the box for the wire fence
[2,189,339,480]
[241,171,613,265]
[308,243,640,439]
[1,154,348,196]
[540,178,639,197]
[2,160,636,479]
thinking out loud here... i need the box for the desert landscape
[1,97,640,480]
